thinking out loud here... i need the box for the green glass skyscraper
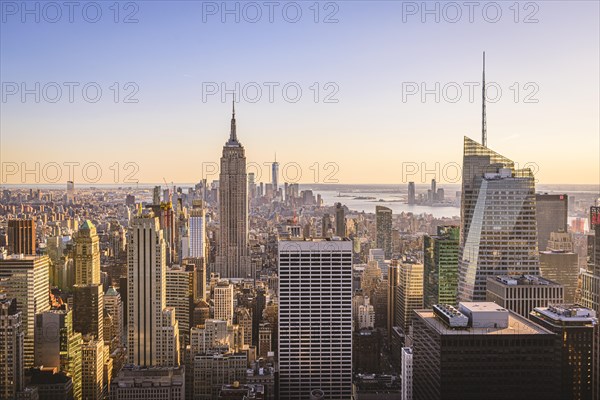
[424,226,460,307]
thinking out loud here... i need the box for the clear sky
[1,0,598,186]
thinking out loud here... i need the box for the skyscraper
[407,182,415,205]
[7,219,36,256]
[0,295,24,399]
[530,305,597,400]
[213,280,234,324]
[189,203,207,260]
[376,206,392,259]
[458,137,539,302]
[272,154,279,193]
[104,287,123,347]
[72,284,104,340]
[278,238,353,400]
[216,103,251,278]
[413,303,560,400]
[335,203,346,237]
[423,226,460,308]
[74,220,100,286]
[166,264,195,348]
[0,253,50,368]
[396,260,424,336]
[127,215,180,367]
[535,194,568,251]
[34,309,82,400]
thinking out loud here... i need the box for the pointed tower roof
[226,100,241,146]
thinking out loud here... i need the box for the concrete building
[127,216,180,367]
[34,309,82,400]
[74,220,100,286]
[214,280,234,324]
[0,295,24,399]
[486,275,564,318]
[401,347,413,400]
[81,337,104,400]
[413,302,560,400]
[539,249,579,304]
[216,104,252,278]
[7,219,36,256]
[530,305,597,400]
[166,264,195,348]
[396,260,424,336]
[72,283,104,340]
[278,238,353,400]
[0,253,50,368]
[535,193,568,251]
[193,352,247,400]
[109,366,184,400]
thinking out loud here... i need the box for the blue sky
[1,1,598,185]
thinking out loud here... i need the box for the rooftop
[533,305,597,322]
[415,306,553,336]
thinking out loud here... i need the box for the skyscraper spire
[482,51,487,147]
[230,98,237,143]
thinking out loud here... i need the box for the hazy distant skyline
[1,1,598,185]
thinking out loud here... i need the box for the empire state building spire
[229,99,238,144]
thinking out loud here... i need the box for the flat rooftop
[415,309,554,336]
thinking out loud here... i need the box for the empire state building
[216,103,251,278]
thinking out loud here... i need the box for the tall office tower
[321,214,333,238]
[396,260,424,336]
[74,220,100,285]
[214,280,234,324]
[0,295,24,399]
[216,103,251,279]
[530,305,597,400]
[183,257,206,301]
[423,226,460,308]
[166,265,195,347]
[458,137,539,302]
[104,287,123,347]
[486,275,564,318]
[66,180,75,203]
[0,253,50,368]
[34,309,82,400]
[431,179,437,201]
[109,366,185,400]
[376,206,393,259]
[258,322,272,358]
[248,172,256,200]
[401,347,413,400]
[357,296,375,329]
[387,262,400,339]
[335,203,346,237]
[272,155,279,192]
[189,203,207,259]
[193,352,247,399]
[127,216,180,367]
[535,193,568,251]
[152,186,161,205]
[72,284,104,340]
[81,336,104,400]
[539,231,579,303]
[234,307,253,347]
[361,260,382,297]
[413,303,560,400]
[407,182,416,205]
[7,219,36,255]
[278,238,353,400]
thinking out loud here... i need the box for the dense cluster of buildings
[0,103,598,400]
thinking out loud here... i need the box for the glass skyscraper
[424,225,460,307]
[458,137,539,302]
